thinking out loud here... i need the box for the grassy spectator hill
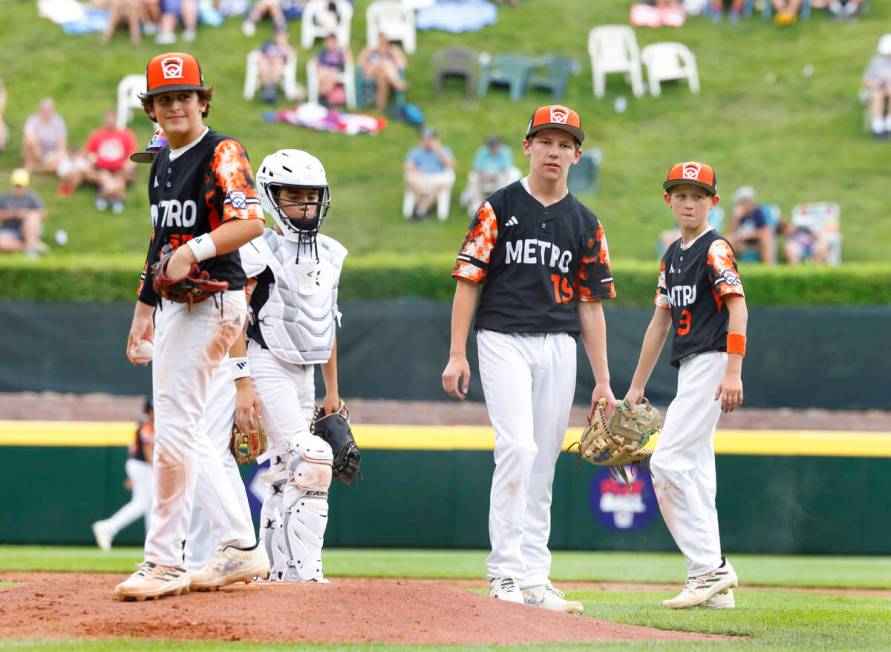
[1,0,889,303]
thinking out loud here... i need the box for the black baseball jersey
[453,179,615,336]
[137,129,264,305]
[130,418,154,463]
[656,228,745,367]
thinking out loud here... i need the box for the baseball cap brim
[526,123,585,144]
[663,179,716,194]
[140,83,206,98]
[130,151,159,163]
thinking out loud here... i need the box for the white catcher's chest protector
[242,229,347,365]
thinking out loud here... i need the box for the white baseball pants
[145,290,253,567]
[650,351,728,578]
[101,459,154,537]
[248,340,316,447]
[185,358,256,570]
[477,329,577,588]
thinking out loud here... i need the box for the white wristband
[230,356,251,379]
[186,234,217,262]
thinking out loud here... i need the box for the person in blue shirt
[404,127,455,219]
[727,186,776,264]
[460,135,521,218]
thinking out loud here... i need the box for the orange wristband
[727,332,746,357]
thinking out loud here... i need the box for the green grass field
[1,547,888,650]
[1,1,891,268]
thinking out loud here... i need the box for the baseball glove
[229,415,268,465]
[152,244,228,306]
[311,401,361,485]
[574,398,661,486]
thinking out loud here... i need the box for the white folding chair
[587,25,644,98]
[367,0,416,54]
[403,170,455,221]
[116,74,147,128]
[641,42,700,97]
[306,58,357,109]
[791,202,842,265]
[244,50,303,101]
[300,0,353,50]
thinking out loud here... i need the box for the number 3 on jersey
[676,309,692,336]
[550,273,574,304]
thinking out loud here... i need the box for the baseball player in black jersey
[117,52,267,601]
[92,399,155,552]
[442,105,616,614]
[624,161,747,609]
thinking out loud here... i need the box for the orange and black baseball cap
[142,52,206,97]
[663,161,718,195]
[526,105,585,144]
[130,127,168,163]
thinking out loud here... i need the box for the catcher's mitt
[574,398,661,486]
[229,415,268,465]
[311,401,361,485]
[152,244,228,306]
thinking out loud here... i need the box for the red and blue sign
[588,466,658,531]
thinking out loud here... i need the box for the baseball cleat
[703,588,735,609]
[522,582,584,615]
[91,521,112,552]
[662,558,738,609]
[489,576,524,604]
[190,544,269,591]
[115,562,191,601]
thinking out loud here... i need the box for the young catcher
[235,148,347,582]
[442,105,616,614]
[117,52,267,601]
[624,161,746,609]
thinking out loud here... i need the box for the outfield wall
[0,300,888,409]
[1,423,889,554]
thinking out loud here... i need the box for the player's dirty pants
[185,360,255,570]
[145,291,255,567]
[248,341,325,578]
[102,459,154,537]
[478,330,576,587]
[651,351,727,578]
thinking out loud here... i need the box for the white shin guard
[258,444,290,579]
[280,436,333,582]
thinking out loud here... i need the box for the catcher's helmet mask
[256,149,330,261]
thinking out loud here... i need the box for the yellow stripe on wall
[1,421,890,457]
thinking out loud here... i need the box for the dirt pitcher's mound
[0,573,726,645]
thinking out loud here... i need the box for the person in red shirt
[59,110,138,213]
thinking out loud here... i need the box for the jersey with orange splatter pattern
[656,228,745,368]
[453,179,615,336]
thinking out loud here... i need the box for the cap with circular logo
[663,161,717,195]
[144,52,206,97]
[130,128,168,163]
[526,105,585,144]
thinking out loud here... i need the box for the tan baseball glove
[574,398,661,486]
[229,416,268,465]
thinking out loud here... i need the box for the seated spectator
[306,1,348,37]
[0,169,49,258]
[404,127,455,220]
[156,0,197,43]
[242,0,288,36]
[59,110,136,214]
[778,219,829,265]
[813,0,866,18]
[864,34,891,139]
[710,0,746,22]
[313,32,352,105]
[772,0,802,24]
[0,78,7,155]
[23,98,67,174]
[257,28,297,103]
[460,135,521,217]
[358,32,408,113]
[102,0,157,43]
[727,186,776,264]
